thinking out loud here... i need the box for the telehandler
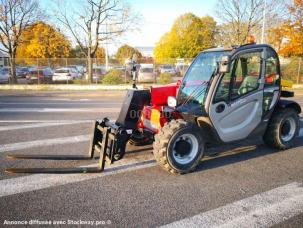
[6,42,301,174]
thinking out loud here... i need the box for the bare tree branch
[0,0,42,83]
[215,0,287,46]
[54,0,140,83]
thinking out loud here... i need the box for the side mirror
[219,55,231,73]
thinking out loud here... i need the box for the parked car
[113,65,126,71]
[52,68,79,83]
[27,66,37,72]
[0,67,10,83]
[175,63,190,77]
[85,67,107,82]
[16,67,29,78]
[26,67,53,84]
[67,65,84,78]
[159,64,177,75]
[137,64,155,83]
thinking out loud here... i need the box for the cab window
[213,61,234,103]
[263,48,280,113]
[264,49,279,87]
[214,51,262,103]
[231,52,261,100]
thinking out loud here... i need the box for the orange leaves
[154,14,217,61]
[96,47,105,59]
[270,0,303,57]
[16,21,71,60]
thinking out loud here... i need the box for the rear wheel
[153,119,204,174]
[263,108,299,149]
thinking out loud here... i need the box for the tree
[154,13,217,62]
[215,0,286,46]
[0,0,41,84]
[16,21,71,61]
[70,45,86,58]
[96,47,106,59]
[267,26,285,52]
[95,46,106,64]
[277,0,303,57]
[269,0,303,83]
[70,45,105,59]
[55,0,138,83]
[115,44,142,64]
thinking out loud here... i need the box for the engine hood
[150,82,180,106]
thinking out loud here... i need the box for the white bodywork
[138,64,155,83]
[160,65,177,75]
[53,68,78,82]
[209,90,263,142]
[0,68,9,83]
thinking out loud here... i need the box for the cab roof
[203,43,277,54]
[202,47,233,53]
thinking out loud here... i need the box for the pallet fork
[5,118,132,174]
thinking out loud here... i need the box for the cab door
[208,49,265,143]
[263,48,281,117]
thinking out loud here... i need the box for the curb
[0,84,145,91]
[293,84,303,89]
[1,83,302,91]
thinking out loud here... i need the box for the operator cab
[154,42,300,174]
[176,43,288,143]
[176,48,231,117]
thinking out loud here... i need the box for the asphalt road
[0,90,303,227]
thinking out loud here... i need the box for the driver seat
[238,76,259,95]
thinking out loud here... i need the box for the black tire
[263,108,299,149]
[153,119,204,174]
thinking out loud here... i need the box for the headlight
[167,96,177,108]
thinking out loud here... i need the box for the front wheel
[263,108,300,149]
[153,119,204,174]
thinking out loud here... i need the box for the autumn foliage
[16,21,71,61]
[269,0,303,57]
[154,13,217,62]
[115,45,142,64]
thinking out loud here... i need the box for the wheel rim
[281,117,296,142]
[172,133,199,165]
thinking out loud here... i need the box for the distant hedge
[158,72,172,84]
[102,69,124,85]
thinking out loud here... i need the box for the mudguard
[276,99,301,114]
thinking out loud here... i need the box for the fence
[4,56,303,85]
[280,57,303,84]
[7,58,193,85]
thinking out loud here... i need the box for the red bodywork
[138,82,180,133]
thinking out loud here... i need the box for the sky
[40,0,218,53]
[121,0,217,47]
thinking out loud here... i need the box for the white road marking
[0,135,90,153]
[0,158,156,197]
[0,120,94,123]
[45,98,72,101]
[0,108,119,113]
[46,98,98,102]
[0,102,122,105]
[0,120,93,132]
[161,182,303,228]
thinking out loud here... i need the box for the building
[0,50,9,67]
[136,46,154,57]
